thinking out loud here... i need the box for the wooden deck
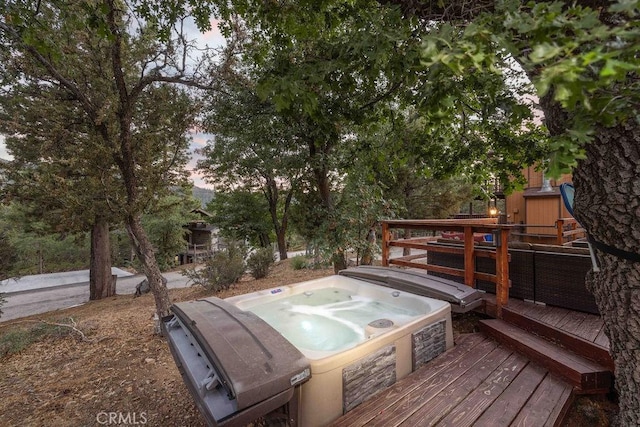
[330,296,613,426]
[331,333,574,427]
[493,297,609,350]
[482,296,613,371]
[350,220,612,425]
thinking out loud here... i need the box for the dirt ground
[0,260,616,426]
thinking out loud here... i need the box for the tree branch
[0,22,98,122]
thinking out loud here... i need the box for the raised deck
[482,295,612,371]
[341,220,614,425]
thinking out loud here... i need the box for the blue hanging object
[559,183,600,271]
[559,183,575,216]
[560,182,639,267]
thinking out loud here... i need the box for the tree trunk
[332,250,347,273]
[259,232,271,248]
[125,215,172,320]
[90,219,115,300]
[403,228,412,257]
[572,120,640,424]
[361,227,377,265]
[276,229,288,260]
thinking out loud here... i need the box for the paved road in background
[0,248,414,323]
[0,271,192,322]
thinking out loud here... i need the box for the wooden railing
[556,218,586,245]
[381,219,514,317]
[186,243,212,252]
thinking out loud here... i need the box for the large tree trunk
[276,228,288,260]
[572,120,640,424]
[125,215,172,320]
[89,219,115,300]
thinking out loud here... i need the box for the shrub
[290,255,308,270]
[0,321,70,358]
[182,243,246,292]
[247,248,275,279]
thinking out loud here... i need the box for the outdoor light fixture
[489,206,498,217]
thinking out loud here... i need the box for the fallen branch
[3,318,114,343]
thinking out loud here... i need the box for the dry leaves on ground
[0,260,333,427]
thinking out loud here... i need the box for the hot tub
[225,275,453,426]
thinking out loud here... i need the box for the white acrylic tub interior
[225,275,453,426]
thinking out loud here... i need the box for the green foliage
[246,248,275,279]
[0,231,17,282]
[142,193,200,271]
[183,243,246,292]
[197,74,306,257]
[0,321,71,358]
[415,0,640,176]
[110,229,133,267]
[1,0,200,316]
[206,191,273,248]
[499,1,640,175]
[193,0,547,269]
[290,255,309,270]
[0,204,88,278]
[9,233,89,275]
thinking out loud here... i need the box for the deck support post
[463,226,475,288]
[495,228,510,318]
[556,218,565,245]
[381,222,390,267]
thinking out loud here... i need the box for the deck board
[332,294,610,427]
[510,374,574,427]
[595,329,610,348]
[472,363,548,427]
[479,319,612,392]
[535,306,572,327]
[570,313,605,342]
[397,346,513,426]
[484,294,608,352]
[366,342,504,426]
[434,352,529,426]
[330,334,574,427]
[330,334,492,427]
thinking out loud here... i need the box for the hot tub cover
[163,297,311,426]
[339,265,483,312]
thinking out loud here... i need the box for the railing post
[463,226,475,288]
[495,228,510,318]
[556,218,564,245]
[382,222,390,267]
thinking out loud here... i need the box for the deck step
[501,306,614,371]
[479,319,613,394]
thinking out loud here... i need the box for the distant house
[505,165,581,244]
[178,209,220,265]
